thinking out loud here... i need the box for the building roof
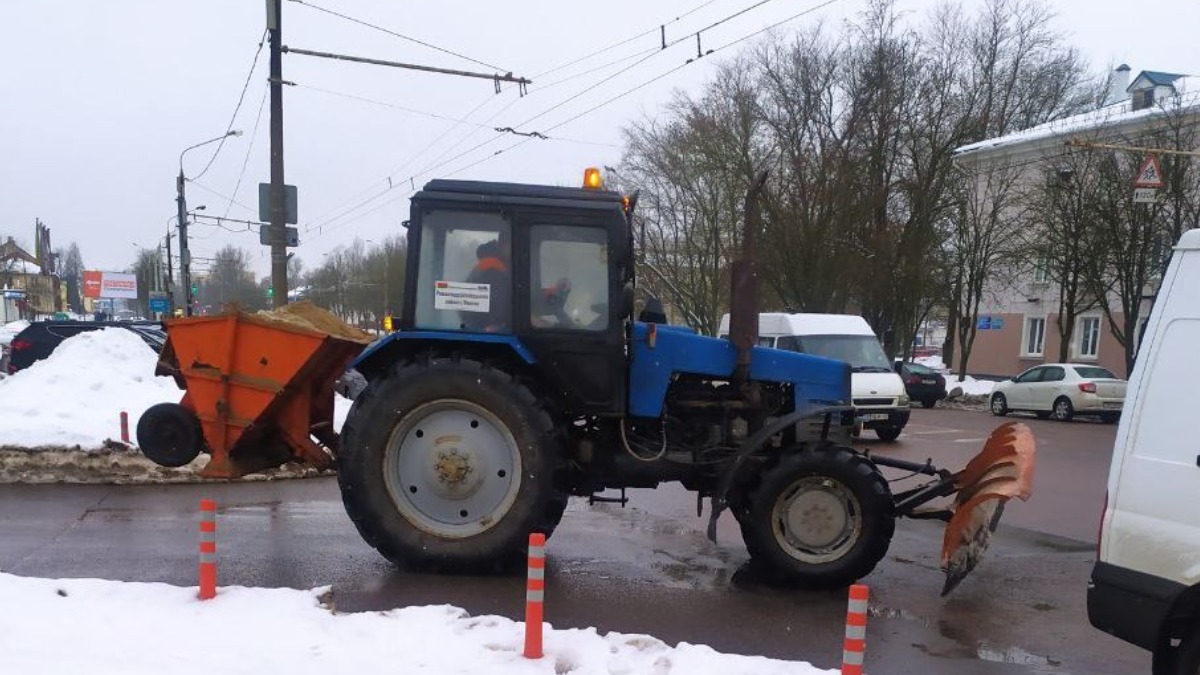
[1135,71,1188,88]
[953,81,1200,161]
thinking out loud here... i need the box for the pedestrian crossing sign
[1134,155,1165,188]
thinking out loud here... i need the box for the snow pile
[949,375,996,396]
[0,328,179,448]
[0,573,836,675]
[0,319,29,346]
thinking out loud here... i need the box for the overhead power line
[194,30,268,181]
[224,83,270,219]
[286,0,509,73]
[532,0,726,79]
[305,0,830,239]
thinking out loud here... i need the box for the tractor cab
[378,179,634,414]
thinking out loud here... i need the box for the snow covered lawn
[1,573,836,675]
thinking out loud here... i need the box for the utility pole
[268,0,287,307]
[176,172,192,315]
[165,228,174,308]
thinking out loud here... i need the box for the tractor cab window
[530,225,609,331]
[414,209,512,333]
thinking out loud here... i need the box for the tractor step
[588,489,628,507]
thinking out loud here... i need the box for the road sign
[977,316,992,330]
[1134,155,1165,188]
[259,225,299,247]
[1134,188,1159,204]
[258,183,298,224]
[149,293,170,313]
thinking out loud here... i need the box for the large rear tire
[736,444,895,589]
[337,357,568,571]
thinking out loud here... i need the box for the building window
[1079,316,1100,358]
[1023,317,1046,357]
[1032,255,1050,283]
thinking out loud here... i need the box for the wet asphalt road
[0,408,1146,674]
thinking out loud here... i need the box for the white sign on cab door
[434,281,491,313]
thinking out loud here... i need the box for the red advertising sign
[83,271,103,299]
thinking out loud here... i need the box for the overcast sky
[2,0,1197,281]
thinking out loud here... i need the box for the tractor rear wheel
[337,357,568,571]
[737,444,894,589]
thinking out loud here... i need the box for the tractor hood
[626,322,850,418]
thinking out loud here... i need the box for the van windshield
[777,334,893,372]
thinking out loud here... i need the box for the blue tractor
[338,171,1035,592]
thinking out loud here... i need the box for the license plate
[860,413,889,421]
[922,379,936,384]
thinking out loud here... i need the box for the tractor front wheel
[737,444,895,589]
[337,357,568,571]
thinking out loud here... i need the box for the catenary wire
[286,0,509,72]
[193,30,268,181]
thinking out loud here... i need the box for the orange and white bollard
[198,499,217,600]
[119,411,129,444]
[523,532,546,659]
[841,584,869,675]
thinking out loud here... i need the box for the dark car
[895,361,947,408]
[7,321,165,374]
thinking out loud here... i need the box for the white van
[719,313,910,441]
[1089,228,1200,673]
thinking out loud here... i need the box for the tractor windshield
[777,335,893,372]
[414,209,512,333]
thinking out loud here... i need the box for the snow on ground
[948,376,995,396]
[0,328,180,448]
[1,573,836,675]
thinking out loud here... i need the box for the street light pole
[177,131,240,316]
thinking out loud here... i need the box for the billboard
[83,271,138,299]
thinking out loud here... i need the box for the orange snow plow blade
[939,422,1036,595]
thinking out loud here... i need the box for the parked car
[7,321,165,374]
[894,361,946,408]
[989,363,1126,422]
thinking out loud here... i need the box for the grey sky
[2,0,1197,280]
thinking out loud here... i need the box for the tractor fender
[705,403,855,542]
[352,332,536,381]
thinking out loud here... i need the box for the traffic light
[267,286,274,298]
[190,283,198,295]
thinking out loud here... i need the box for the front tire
[737,445,895,589]
[1154,625,1200,675]
[990,393,1009,416]
[337,357,568,571]
[874,425,903,442]
[1052,396,1075,422]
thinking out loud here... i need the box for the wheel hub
[384,400,520,538]
[774,476,862,563]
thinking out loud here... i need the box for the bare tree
[946,165,1028,377]
[621,58,767,334]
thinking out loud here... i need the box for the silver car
[990,363,1126,423]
